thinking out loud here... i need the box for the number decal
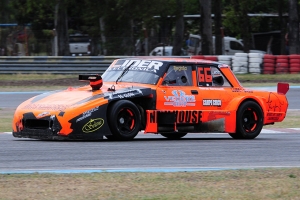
[197,67,212,86]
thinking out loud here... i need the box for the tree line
[0,0,299,56]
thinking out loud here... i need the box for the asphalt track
[0,87,299,173]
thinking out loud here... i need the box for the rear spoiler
[79,74,103,90]
[277,82,289,95]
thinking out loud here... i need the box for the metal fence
[0,56,127,74]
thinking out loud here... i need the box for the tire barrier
[232,53,248,74]
[217,55,232,66]
[262,54,300,74]
[262,54,276,74]
[248,53,263,74]
[275,55,289,74]
[289,54,300,74]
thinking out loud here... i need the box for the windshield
[102,69,160,85]
[102,59,166,85]
[69,36,90,43]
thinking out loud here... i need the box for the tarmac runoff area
[1,130,300,174]
[2,128,300,135]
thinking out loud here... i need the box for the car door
[156,64,197,110]
[195,65,233,111]
[156,64,203,125]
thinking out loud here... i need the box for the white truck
[187,34,265,55]
[69,34,91,56]
[149,46,188,56]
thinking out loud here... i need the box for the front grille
[24,119,52,129]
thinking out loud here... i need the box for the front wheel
[160,132,187,139]
[229,101,263,139]
[107,100,141,140]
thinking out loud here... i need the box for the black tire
[229,101,263,139]
[107,100,141,140]
[160,132,187,139]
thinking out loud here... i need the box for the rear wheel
[229,101,263,139]
[107,100,141,140]
[160,132,187,139]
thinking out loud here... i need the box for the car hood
[17,87,104,111]
[16,85,153,112]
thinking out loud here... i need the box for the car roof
[122,57,224,66]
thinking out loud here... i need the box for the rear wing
[277,82,289,95]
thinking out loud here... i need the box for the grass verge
[0,168,299,200]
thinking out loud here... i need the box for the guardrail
[0,55,190,74]
[1,54,299,74]
[0,56,127,74]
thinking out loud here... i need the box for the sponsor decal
[176,110,202,123]
[232,88,253,93]
[118,92,135,99]
[76,106,99,123]
[110,60,163,73]
[36,111,50,119]
[267,113,283,120]
[213,70,221,75]
[203,99,222,106]
[107,89,143,100]
[149,110,202,124]
[22,104,69,111]
[174,66,187,72]
[164,90,196,107]
[82,118,104,133]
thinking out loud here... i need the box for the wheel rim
[242,108,258,132]
[117,108,135,135]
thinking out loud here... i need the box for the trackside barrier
[0,55,188,74]
[1,55,299,74]
[262,54,300,74]
[0,56,127,74]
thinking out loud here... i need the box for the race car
[12,57,289,140]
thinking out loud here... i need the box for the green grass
[235,73,300,83]
[0,168,299,200]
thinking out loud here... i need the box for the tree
[231,0,251,53]
[172,0,185,55]
[54,1,69,56]
[288,0,299,54]
[213,0,223,55]
[199,0,213,55]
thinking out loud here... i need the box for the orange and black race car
[12,57,289,140]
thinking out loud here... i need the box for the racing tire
[235,53,248,57]
[263,58,275,63]
[160,132,187,139]
[289,54,300,59]
[263,66,275,71]
[263,63,275,68]
[107,100,141,140]
[218,55,232,61]
[289,59,300,64]
[263,54,275,59]
[248,53,263,58]
[229,101,263,139]
[249,57,263,63]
